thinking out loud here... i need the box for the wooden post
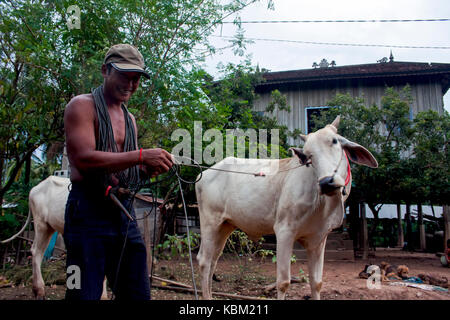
[396,203,404,248]
[418,203,426,251]
[360,203,368,259]
[349,201,359,254]
[405,203,413,251]
[15,238,22,266]
[444,205,450,252]
[62,145,69,171]
[2,243,8,270]
[143,211,153,272]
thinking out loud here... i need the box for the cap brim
[111,63,150,79]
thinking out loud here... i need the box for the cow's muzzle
[319,176,343,195]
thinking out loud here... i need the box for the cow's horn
[330,115,341,131]
[300,134,307,142]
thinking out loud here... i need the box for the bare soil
[0,248,449,300]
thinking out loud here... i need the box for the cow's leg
[31,220,55,299]
[306,236,327,300]
[275,230,295,299]
[197,222,234,300]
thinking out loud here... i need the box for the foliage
[254,248,274,263]
[157,232,201,260]
[310,87,449,248]
[0,0,273,217]
[297,268,309,283]
[271,253,297,264]
[200,60,291,156]
[0,1,70,209]
[311,86,422,206]
[410,110,450,205]
[164,61,291,203]
[224,229,265,257]
[0,259,66,286]
[265,89,291,113]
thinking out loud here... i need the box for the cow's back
[195,157,298,238]
[29,176,70,234]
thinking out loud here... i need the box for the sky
[202,0,450,112]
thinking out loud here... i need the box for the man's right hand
[142,148,173,176]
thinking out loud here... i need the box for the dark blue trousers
[63,182,150,300]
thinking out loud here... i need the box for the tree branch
[0,147,37,199]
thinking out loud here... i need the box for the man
[63,44,173,300]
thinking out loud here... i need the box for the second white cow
[195,116,378,300]
[29,176,107,299]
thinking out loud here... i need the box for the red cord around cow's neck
[344,152,351,186]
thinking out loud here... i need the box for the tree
[311,87,418,248]
[410,110,450,205]
[312,86,414,206]
[0,0,274,213]
[0,1,70,211]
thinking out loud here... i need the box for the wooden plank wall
[253,79,444,146]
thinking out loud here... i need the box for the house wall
[253,77,445,146]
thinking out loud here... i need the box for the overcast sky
[202,0,450,112]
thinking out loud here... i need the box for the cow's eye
[332,138,338,144]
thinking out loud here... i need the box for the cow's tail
[0,208,31,244]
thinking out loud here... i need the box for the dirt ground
[0,248,449,300]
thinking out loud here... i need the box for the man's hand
[142,148,173,177]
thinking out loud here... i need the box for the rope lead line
[176,172,199,300]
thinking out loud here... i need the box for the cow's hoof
[33,288,46,300]
[264,282,277,292]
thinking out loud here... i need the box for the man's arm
[64,95,172,175]
[129,112,166,177]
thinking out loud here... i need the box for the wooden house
[253,58,450,145]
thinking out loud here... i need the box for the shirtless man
[63,44,173,300]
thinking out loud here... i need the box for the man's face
[102,64,141,102]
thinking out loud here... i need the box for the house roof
[259,61,450,93]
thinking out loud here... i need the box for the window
[305,106,331,134]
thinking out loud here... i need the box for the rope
[175,172,199,299]
[91,85,141,193]
[149,184,159,300]
[173,156,305,177]
[110,155,305,300]
[344,152,352,187]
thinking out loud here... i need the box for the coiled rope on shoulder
[91,85,142,193]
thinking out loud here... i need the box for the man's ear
[101,64,109,78]
[289,147,309,165]
[337,135,378,168]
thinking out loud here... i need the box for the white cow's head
[290,116,378,196]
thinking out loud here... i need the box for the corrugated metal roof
[259,61,450,87]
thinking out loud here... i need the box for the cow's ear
[289,147,309,165]
[337,136,378,168]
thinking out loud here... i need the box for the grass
[1,259,66,286]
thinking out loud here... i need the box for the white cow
[28,176,68,298]
[27,176,107,299]
[195,116,378,300]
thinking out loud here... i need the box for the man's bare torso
[66,93,131,182]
